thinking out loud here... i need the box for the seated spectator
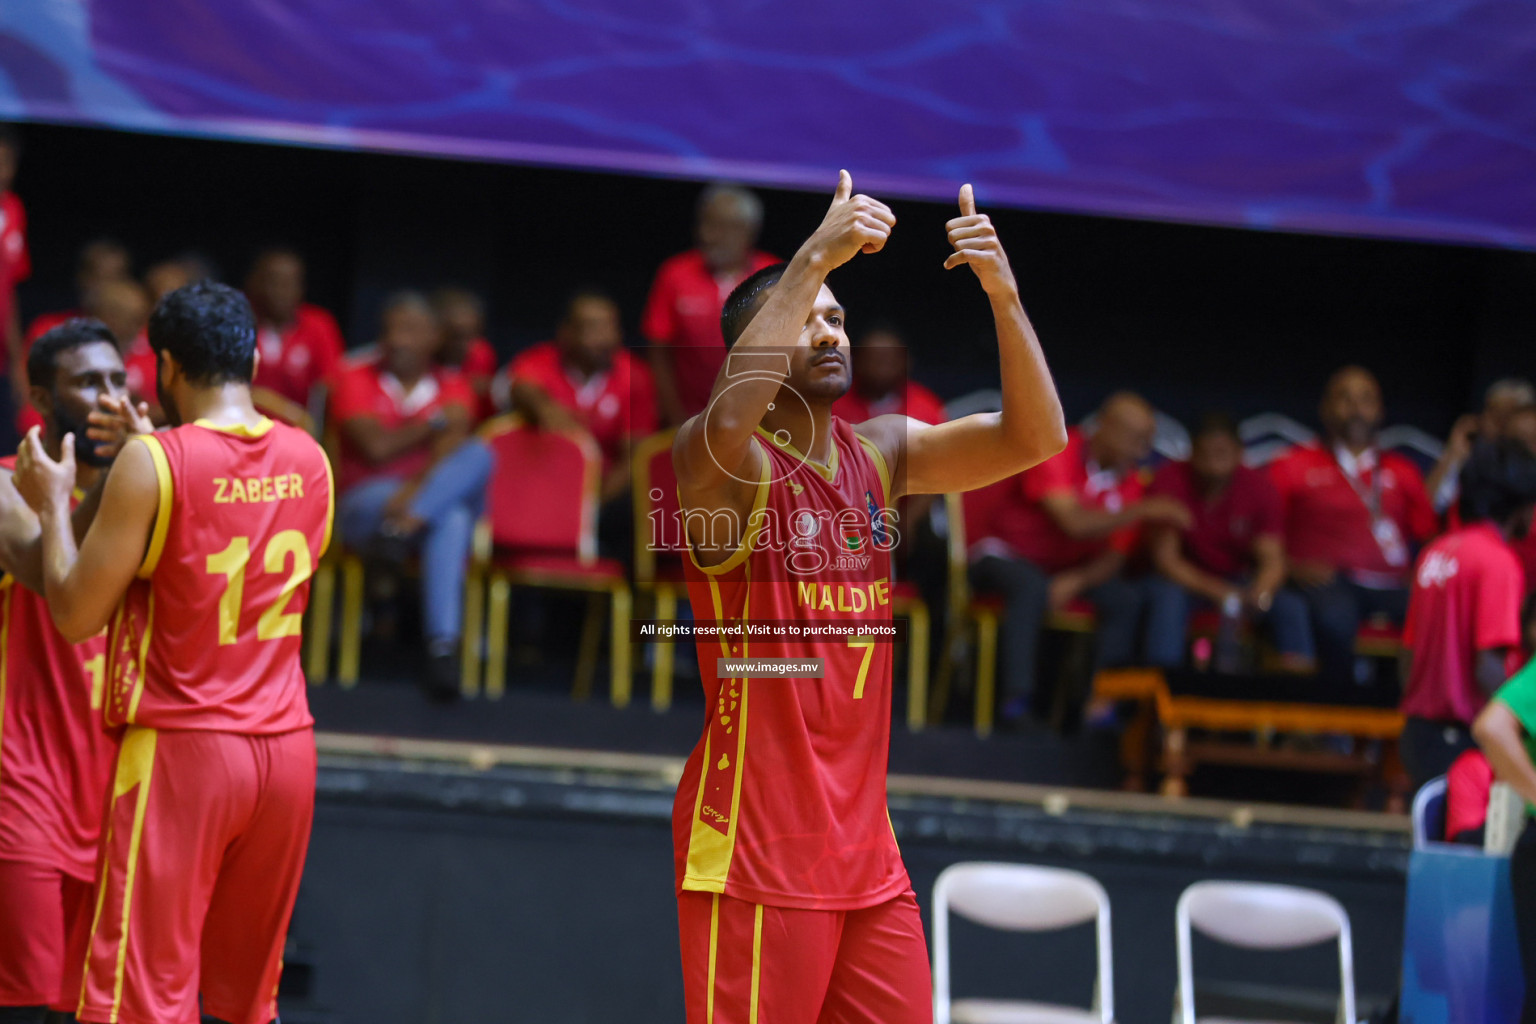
[642,184,777,426]
[25,238,133,346]
[500,289,657,557]
[245,246,344,414]
[1269,366,1437,682]
[92,278,158,415]
[832,323,947,425]
[145,251,218,303]
[1399,441,1536,789]
[1,125,28,447]
[966,392,1190,723]
[432,287,497,422]
[329,292,492,701]
[1142,412,1294,671]
[1427,378,1536,513]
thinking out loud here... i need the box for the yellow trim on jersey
[706,894,720,1024]
[106,726,157,1022]
[855,432,892,506]
[318,441,337,559]
[126,593,153,725]
[193,416,274,438]
[686,439,772,577]
[749,903,764,1024]
[682,570,753,892]
[0,581,13,787]
[136,436,173,580]
[755,425,838,483]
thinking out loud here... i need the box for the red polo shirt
[443,336,497,422]
[1401,522,1524,724]
[122,332,157,402]
[965,427,1144,574]
[252,303,345,407]
[1268,442,1437,587]
[329,361,475,492]
[1148,460,1282,578]
[833,381,947,426]
[640,249,778,418]
[0,192,29,370]
[504,341,657,470]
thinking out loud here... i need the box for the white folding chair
[1175,881,1355,1024]
[933,862,1114,1024]
[1411,775,1448,850]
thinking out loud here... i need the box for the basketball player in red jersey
[0,319,150,1024]
[12,282,333,1024]
[671,171,1068,1023]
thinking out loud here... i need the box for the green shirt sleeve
[1494,659,1536,764]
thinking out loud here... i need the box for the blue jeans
[338,440,493,644]
[1141,573,1313,668]
[968,554,1144,705]
[1274,577,1408,682]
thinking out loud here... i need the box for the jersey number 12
[205,530,314,645]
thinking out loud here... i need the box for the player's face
[47,342,131,468]
[786,286,850,404]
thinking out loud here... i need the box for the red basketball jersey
[674,417,909,910]
[0,459,115,881]
[105,419,332,734]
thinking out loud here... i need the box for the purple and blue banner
[2,1,1533,248]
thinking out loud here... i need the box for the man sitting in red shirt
[501,289,657,559]
[1143,412,1292,671]
[642,184,777,426]
[966,392,1190,723]
[1268,366,1438,682]
[245,247,344,418]
[432,287,497,423]
[832,324,947,426]
[0,126,29,450]
[1399,440,1536,789]
[24,239,133,350]
[330,292,492,701]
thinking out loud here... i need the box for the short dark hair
[1458,439,1536,524]
[720,263,787,348]
[148,282,257,385]
[27,319,118,391]
[1192,411,1241,443]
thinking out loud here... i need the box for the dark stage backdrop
[9,123,1535,434]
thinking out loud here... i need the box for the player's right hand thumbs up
[807,169,895,269]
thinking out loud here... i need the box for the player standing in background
[671,171,1067,1022]
[0,320,149,1024]
[12,282,332,1024]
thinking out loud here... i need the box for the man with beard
[0,319,148,1023]
[11,283,331,1024]
[1268,366,1438,681]
[1399,441,1536,789]
[670,173,1066,1023]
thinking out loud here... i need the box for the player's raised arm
[14,429,159,643]
[674,170,894,495]
[862,185,1067,498]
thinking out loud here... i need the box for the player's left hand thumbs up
[944,184,1017,297]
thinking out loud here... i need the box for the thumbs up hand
[805,169,896,270]
[944,184,1016,297]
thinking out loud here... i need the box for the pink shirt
[1401,522,1524,724]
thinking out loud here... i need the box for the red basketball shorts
[0,857,95,1011]
[678,888,932,1024]
[78,726,316,1024]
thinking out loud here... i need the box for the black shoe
[371,523,416,565]
[422,643,461,704]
